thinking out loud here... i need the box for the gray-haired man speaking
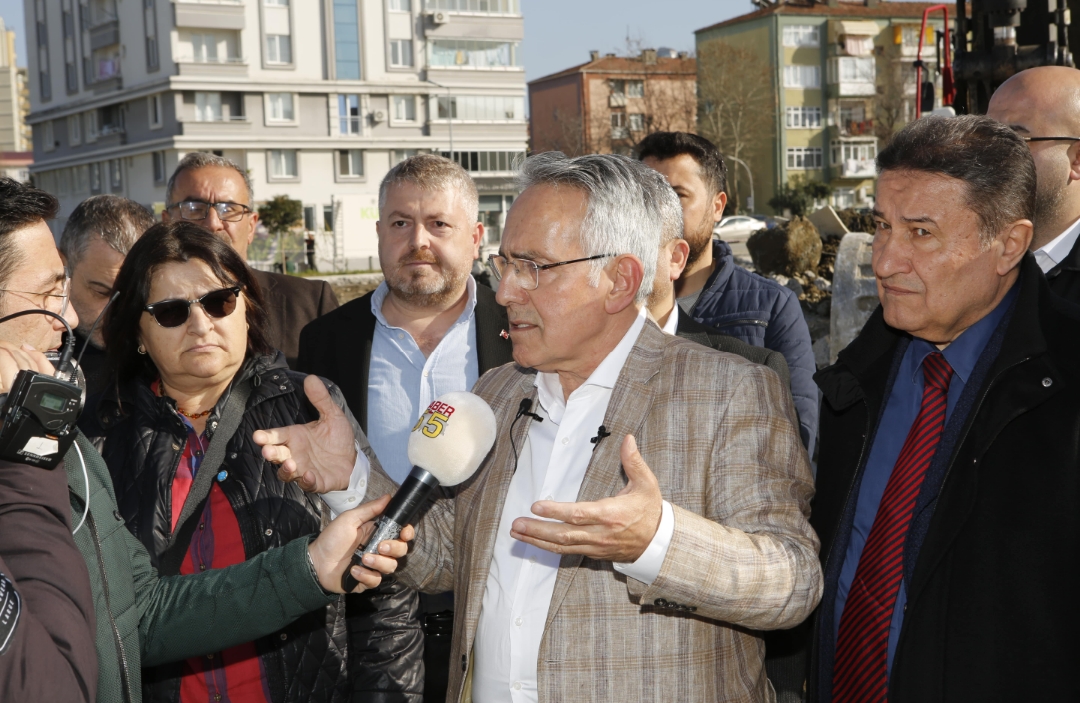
[260,152,822,702]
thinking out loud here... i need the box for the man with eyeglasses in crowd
[162,153,339,367]
[987,66,1080,303]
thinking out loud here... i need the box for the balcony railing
[88,7,118,28]
[841,159,876,178]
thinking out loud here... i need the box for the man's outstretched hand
[254,375,358,493]
[308,494,416,593]
[509,435,663,563]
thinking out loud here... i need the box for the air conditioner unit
[372,110,386,123]
[429,11,448,25]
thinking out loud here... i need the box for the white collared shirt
[472,307,675,703]
[660,304,679,335]
[1034,216,1080,273]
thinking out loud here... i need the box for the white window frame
[89,162,101,192]
[110,159,122,188]
[267,149,299,180]
[338,94,362,135]
[148,94,163,129]
[152,151,166,183]
[628,113,645,132]
[785,106,822,129]
[191,32,220,63]
[336,149,364,181]
[265,92,298,125]
[264,0,289,5]
[786,147,823,170]
[783,64,821,89]
[68,115,81,145]
[389,0,411,10]
[626,80,644,98]
[783,25,820,48]
[265,34,293,66]
[391,95,417,123]
[391,148,420,166]
[43,121,55,151]
[830,139,878,166]
[389,39,414,68]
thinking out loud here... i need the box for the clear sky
[0,0,749,78]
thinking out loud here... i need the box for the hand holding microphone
[340,391,497,591]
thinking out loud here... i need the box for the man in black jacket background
[298,154,513,703]
[812,115,1080,702]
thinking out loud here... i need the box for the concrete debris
[829,232,879,363]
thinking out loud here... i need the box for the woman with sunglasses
[81,221,360,703]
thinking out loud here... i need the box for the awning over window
[839,20,882,37]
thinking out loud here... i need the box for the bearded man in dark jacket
[811,115,1080,702]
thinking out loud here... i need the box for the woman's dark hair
[104,220,273,384]
[876,114,1036,244]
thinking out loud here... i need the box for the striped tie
[833,351,953,702]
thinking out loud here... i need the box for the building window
[93,48,121,81]
[333,0,361,79]
[265,0,289,5]
[86,111,98,142]
[43,120,55,151]
[152,151,166,183]
[429,39,521,68]
[784,65,820,89]
[441,150,524,173]
[149,94,163,129]
[628,113,645,132]
[783,25,820,48]
[110,159,122,189]
[389,0,411,10]
[68,115,81,145]
[191,33,219,62]
[337,149,364,178]
[435,95,523,121]
[610,79,643,97]
[785,106,822,128]
[391,149,420,165]
[267,93,295,122]
[195,92,223,122]
[393,95,417,121]
[786,147,823,170]
[144,0,159,71]
[829,57,876,85]
[830,139,877,165]
[89,162,101,192]
[423,0,520,13]
[266,34,293,65]
[268,149,298,178]
[338,94,361,134]
[62,3,77,93]
[34,0,51,101]
[390,39,414,67]
[323,204,334,231]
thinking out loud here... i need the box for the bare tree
[696,41,777,213]
[874,57,916,144]
[533,107,590,156]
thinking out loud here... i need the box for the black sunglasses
[144,286,242,328]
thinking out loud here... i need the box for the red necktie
[833,351,953,702]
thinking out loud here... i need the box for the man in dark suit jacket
[162,153,338,367]
[297,154,513,703]
[811,115,1080,702]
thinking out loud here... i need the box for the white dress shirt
[472,307,676,703]
[1034,216,1080,273]
[660,304,679,336]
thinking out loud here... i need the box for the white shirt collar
[660,304,679,336]
[370,274,478,329]
[1034,215,1080,273]
[534,306,647,424]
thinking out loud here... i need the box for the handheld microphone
[341,391,497,591]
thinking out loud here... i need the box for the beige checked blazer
[362,321,822,703]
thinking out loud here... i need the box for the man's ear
[998,219,1034,275]
[669,239,690,281]
[247,211,259,245]
[606,254,644,314]
[712,190,728,222]
[1068,142,1080,183]
[473,222,484,257]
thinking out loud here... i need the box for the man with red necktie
[811,114,1080,702]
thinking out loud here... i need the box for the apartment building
[696,0,944,214]
[528,49,696,156]
[0,16,31,154]
[24,0,526,270]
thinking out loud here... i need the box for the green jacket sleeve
[129,529,335,667]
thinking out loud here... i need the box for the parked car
[713,216,767,258]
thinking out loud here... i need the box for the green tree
[258,196,303,272]
[768,175,832,217]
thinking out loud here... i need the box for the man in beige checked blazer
[260,153,823,703]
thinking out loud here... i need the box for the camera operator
[0,178,410,703]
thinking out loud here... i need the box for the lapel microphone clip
[590,425,611,448]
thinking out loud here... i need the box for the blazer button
[280,633,287,641]
[264,528,273,537]
[1042,377,1053,387]
[654,598,668,607]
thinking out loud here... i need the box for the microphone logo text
[411,401,456,438]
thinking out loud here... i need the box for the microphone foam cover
[407,391,497,486]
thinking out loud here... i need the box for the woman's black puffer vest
[82,352,352,703]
